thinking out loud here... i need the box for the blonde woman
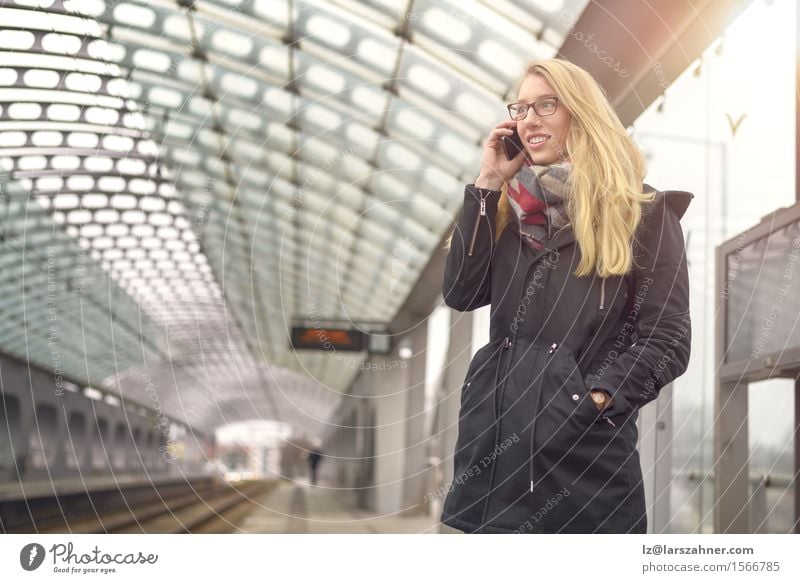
[441,59,692,533]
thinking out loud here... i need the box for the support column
[367,349,410,515]
[401,324,429,513]
[638,383,673,533]
[714,378,750,532]
[434,310,473,512]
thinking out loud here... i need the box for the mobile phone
[501,127,525,161]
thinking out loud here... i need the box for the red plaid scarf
[505,161,571,250]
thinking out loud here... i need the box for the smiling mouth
[528,135,551,145]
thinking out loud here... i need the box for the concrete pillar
[637,383,673,533]
[356,402,376,510]
[401,324,429,514]
[364,344,411,515]
[714,378,750,532]
[750,474,769,533]
[432,309,474,520]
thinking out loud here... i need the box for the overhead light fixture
[398,337,413,360]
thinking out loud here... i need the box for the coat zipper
[521,243,557,495]
[481,243,553,524]
[467,192,489,257]
[484,230,562,498]
[595,277,616,427]
[479,335,514,530]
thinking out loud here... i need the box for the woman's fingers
[478,120,524,182]
[491,123,515,136]
[489,127,513,140]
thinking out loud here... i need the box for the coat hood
[662,190,694,219]
[643,183,694,220]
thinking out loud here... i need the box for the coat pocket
[539,349,599,429]
[458,341,501,414]
[554,350,586,405]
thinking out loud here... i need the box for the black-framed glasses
[507,96,559,121]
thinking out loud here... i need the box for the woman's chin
[525,146,569,166]
[526,151,556,165]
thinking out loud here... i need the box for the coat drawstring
[529,341,558,492]
[599,277,606,311]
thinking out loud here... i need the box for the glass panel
[632,0,796,533]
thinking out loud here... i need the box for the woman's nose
[521,115,543,128]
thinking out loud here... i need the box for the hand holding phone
[501,128,527,162]
[477,122,528,188]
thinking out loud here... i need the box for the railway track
[6,478,276,534]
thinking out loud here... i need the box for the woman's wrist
[474,174,502,191]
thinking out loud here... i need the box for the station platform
[238,480,459,534]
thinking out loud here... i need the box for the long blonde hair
[449,59,655,277]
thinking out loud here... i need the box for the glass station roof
[0,0,589,434]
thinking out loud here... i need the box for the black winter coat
[440,182,693,533]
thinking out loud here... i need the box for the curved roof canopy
[0,0,589,434]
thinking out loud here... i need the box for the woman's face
[515,75,571,165]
